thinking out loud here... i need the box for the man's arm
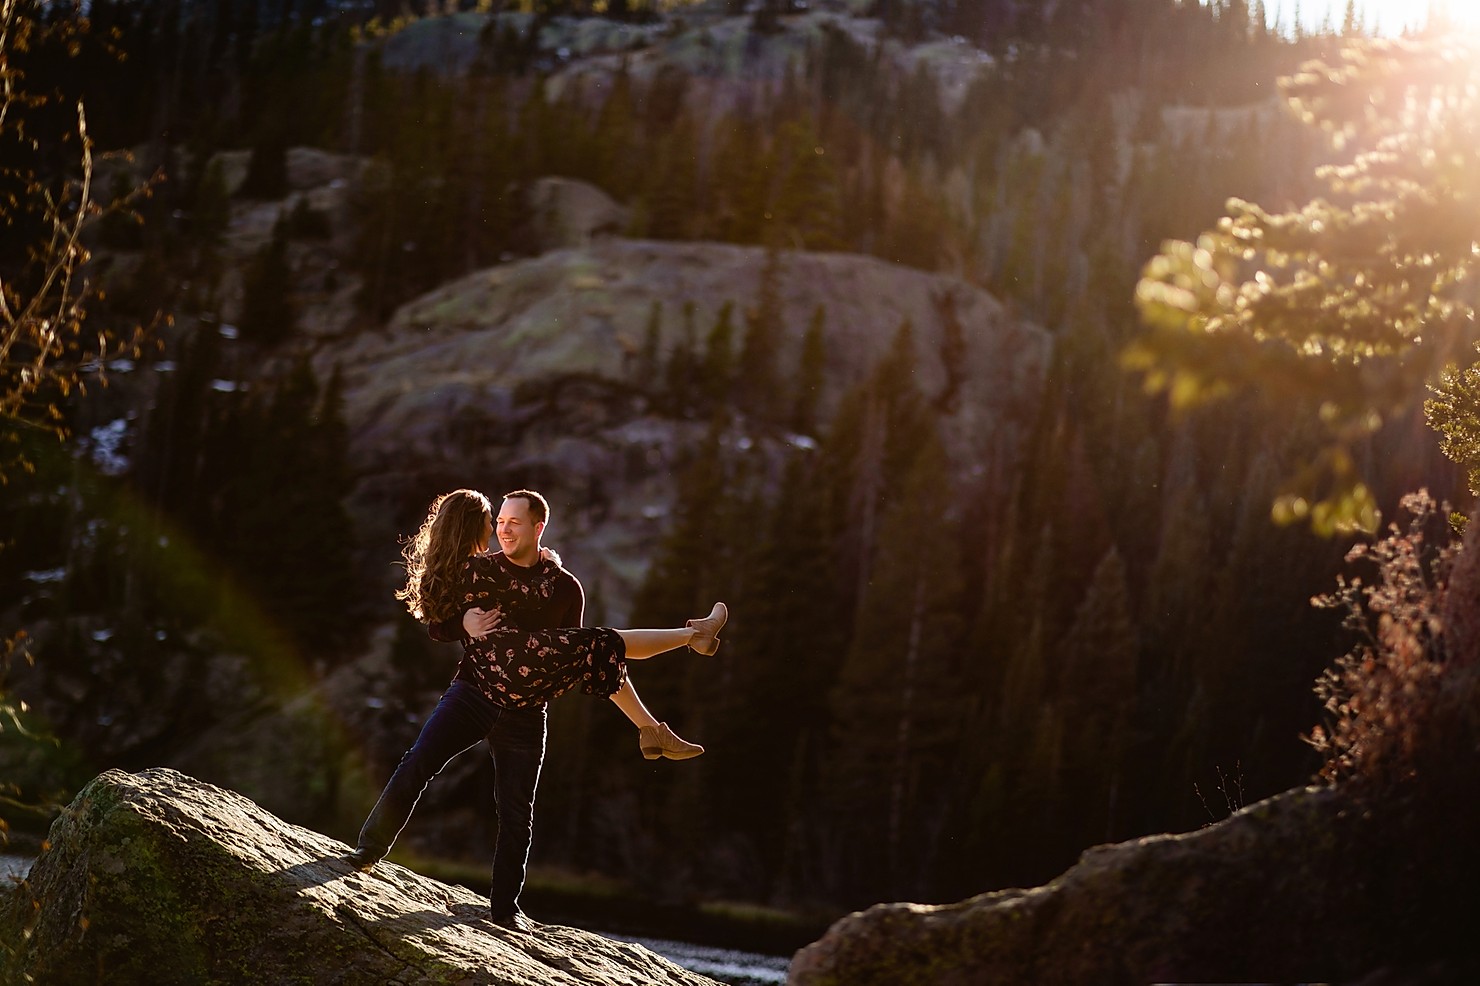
[561,573,585,628]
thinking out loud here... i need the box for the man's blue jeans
[356,679,547,916]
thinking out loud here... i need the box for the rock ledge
[0,768,721,986]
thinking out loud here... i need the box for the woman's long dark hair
[396,489,491,623]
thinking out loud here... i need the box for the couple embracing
[346,488,727,931]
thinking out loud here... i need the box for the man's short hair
[502,489,549,526]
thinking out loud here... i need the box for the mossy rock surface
[0,767,721,986]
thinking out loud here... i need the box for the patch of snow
[87,418,131,476]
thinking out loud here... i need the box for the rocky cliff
[0,767,722,986]
[317,236,1048,620]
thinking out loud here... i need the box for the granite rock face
[0,768,721,986]
[787,783,1475,986]
[318,238,1049,623]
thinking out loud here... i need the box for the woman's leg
[615,603,727,658]
[608,675,704,760]
[615,627,695,659]
[609,678,659,730]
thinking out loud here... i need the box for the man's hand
[463,607,504,640]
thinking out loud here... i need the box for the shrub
[1307,490,1462,789]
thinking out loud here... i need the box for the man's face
[497,496,543,564]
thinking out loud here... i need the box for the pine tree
[701,301,736,406]
[774,116,844,251]
[641,119,699,242]
[239,120,289,200]
[714,116,772,245]
[471,77,530,266]
[637,300,663,388]
[932,290,966,414]
[593,62,639,200]
[1059,547,1139,843]
[238,213,296,346]
[632,419,729,628]
[663,301,699,414]
[791,304,826,435]
[191,156,231,248]
[820,319,933,619]
[824,432,965,898]
[998,144,1045,304]
[224,358,358,651]
[735,245,784,420]
[712,450,843,886]
[133,327,223,534]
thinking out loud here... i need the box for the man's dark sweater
[428,552,585,693]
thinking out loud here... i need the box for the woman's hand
[539,545,562,567]
[463,606,504,640]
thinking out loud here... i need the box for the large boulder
[530,177,631,251]
[787,783,1475,986]
[317,238,1048,621]
[0,768,722,986]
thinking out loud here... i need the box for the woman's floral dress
[456,554,627,708]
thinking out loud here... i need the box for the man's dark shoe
[490,908,536,933]
[345,847,381,872]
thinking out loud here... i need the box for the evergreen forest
[2,0,1471,926]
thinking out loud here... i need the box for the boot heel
[686,602,728,656]
[639,722,704,760]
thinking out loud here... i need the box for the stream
[605,931,790,984]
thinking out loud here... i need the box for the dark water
[1,855,790,984]
[0,855,27,881]
[605,931,790,985]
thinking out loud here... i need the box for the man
[349,489,572,932]
[348,488,715,928]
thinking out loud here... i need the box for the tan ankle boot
[686,602,728,656]
[639,722,704,760]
